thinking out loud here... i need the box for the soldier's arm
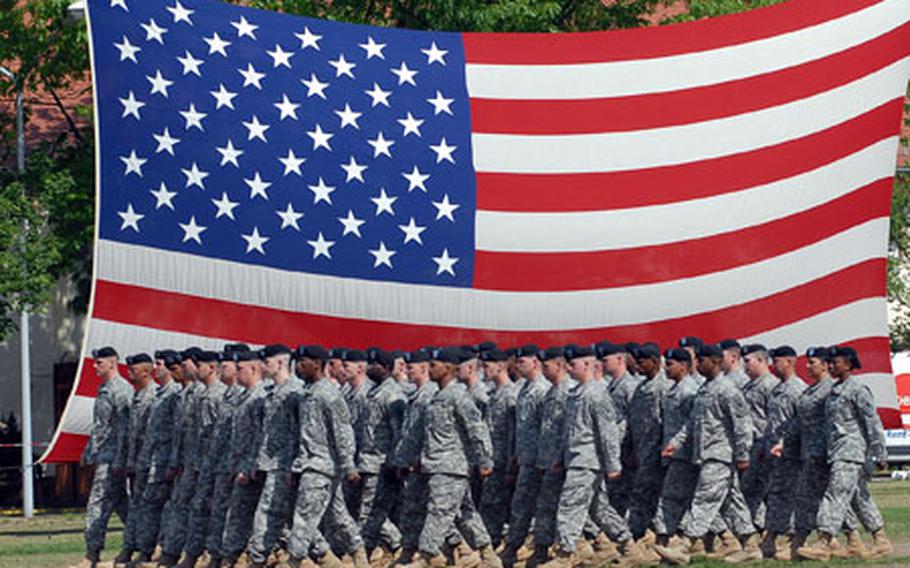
[456,395,494,470]
[593,394,621,474]
[855,385,887,463]
[328,395,358,475]
[388,394,407,448]
[112,392,132,470]
[505,397,517,468]
[728,389,753,463]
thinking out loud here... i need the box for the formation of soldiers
[77,337,894,568]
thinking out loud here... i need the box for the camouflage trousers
[652,459,699,536]
[287,472,363,560]
[206,472,235,559]
[533,469,566,547]
[479,469,512,547]
[765,457,801,534]
[160,468,196,555]
[121,470,148,552]
[505,465,543,549]
[627,455,667,538]
[419,473,491,556]
[607,459,636,516]
[795,459,857,533]
[248,471,297,563]
[555,467,631,553]
[685,460,754,539]
[184,470,216,557]
[817,461,884,535]
[359,470,403,551]
[399,473,431,551]
[739,445,770,531]
[84,463,129,554]
[222,474,266,561]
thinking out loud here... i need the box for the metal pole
[15,83,34,519]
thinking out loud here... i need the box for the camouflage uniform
[392,381,439,552]
[532,379,572,548]
[816,376,886,535]
[724,367,750,390]
[221,382,269,562]
[344,378,376,517]
[83,374,133,554]
[626,372,672,537]
[739,372,779,530]
[120,382,157,554]
[398,380,494,556]
[132,380,181,557]
[467,380,491,506]
[669,374,754,539]
[652,375,699,536]
[763,376,807,534]
[606,372,641,516]
[247,378,305,563]
[505,374,550,550]
[555,380,628,552]
[287,378,363,560]
[479,381,517,546]
[205,383,246,561]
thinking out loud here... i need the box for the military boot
[157,552,181,568]
[687,537,706,558]
[174,554,199,568]
[539,547,572,568]
[724,533,761,564]
[478,546,503,568]
[515,543,533,564]
[401,553,445,568]
[77,550,101,568]
[593,533,619,563]
[654,536,692,566]
[352,548,370,568]
[524,545,549,568]
[705,531,741,559]
[396,549,416,566]
[204,556,222,568]
[498,546,517,568]
[279,557,315,568]
[758,532,777,559]
[796,532,833,562]
[618,539,651,565]
[114,548,134,566]
[638,530,656,547]
[869,528,894,558]
[317,551,344,568]
[575,539,596,566]
[828,530,868,559]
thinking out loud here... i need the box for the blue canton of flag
[93,0,475,286]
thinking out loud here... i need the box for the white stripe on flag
[58,395,95,437]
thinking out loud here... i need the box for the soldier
[527,346,573,566]
[599,342,640,518]
[359,350,407,560]
[652,349,700,547]
[125,350,182,565]
[797,346,893,561]
[478,349,517,549]
[626,343,672,540]
[341,350,376,518]
[399,347,499,568]
[738,344,780,532]
[247,345,305,567]
[755,346,807,559]
[500,345,549,567]
[678,337,707,387]
[457,347,490,507]
[391,350,415,395]
[80,346,132,568]
[114,353,158,566]
[326,348,348,390]
[543,345,644,568]
[221,350,269,567]
[158,347,204,567]
[719,339,749,389]
[655,343,758,565]
[205,346,249,568]
[392,350,439,564]
[283,345,369,568]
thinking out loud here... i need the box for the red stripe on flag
[793,337,893,380]
[41,432,89,464]
[469,23,910,135]
[474,181,890,291]
[461,0,881,64]
[475,100,903,212]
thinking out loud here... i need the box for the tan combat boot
[593,533,619,563]
[352,548,370,568]
[478,546,503,568]
[318,551,344,568]
[758,532,777,559]
[687,537,706,558]
[654,536,692,566]
[515,543,533,563]
[498,546,517,568]
[525,545,549,568]
[539,547,572,568]
[796,532,833,562]
[705,531,740,559]
[174,554,199,568]
[830,530,869,559]
[77,550,102,568]
[575,539,596,565]
[724,533,761,564]
[638,530,656,547]
[869,528,894,558]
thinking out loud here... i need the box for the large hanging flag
[43,0,910,461]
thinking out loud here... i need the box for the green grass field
[0,481,907,568]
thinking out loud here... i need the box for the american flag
[43,0,910,462]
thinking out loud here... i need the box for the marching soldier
[719,339,749,389]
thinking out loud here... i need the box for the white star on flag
[177,50,203,76]
[242,227,270,254]
[341,156,367,183]
[279,149,306,176]
[179,215,206,244]
[150,182,177,210]
[120,150,146,177]
[119,91,145,120]
[180,103,206,131]
[433,248,459,276]
[307,124,333,151]
[167,1,194,25]
[371,188,397,216]
[146,70,174,97]
[118,203,144,232]
[141,18,168,44]
[211,84,239,109]
[110,0,128,12]
[338,210,366,237]
[329,54,357,78]
[216,139,244,167]
[301,73,329,99]
[274,94,300,120]
[267,45,294,68]
[238,63,266,89]
[365,83,391,107]
[359,36,386,59]
[295,27,322,50]
[432,194,459,221]
[232,16,259,39]
[427,91,454,115]
[367,132,395,158]
[402,166,430,192]
[369,241,396,268]
[153,127,180,155]
[430,137,457,163]
[212,192,240,220]
[391,62,418,86]
[277,203,304,230]
[244,172,272,200]
[398,217,426,245]
[182,162,209,189]
[204,32,231,56]
[398,112,424,137]
[114,36,141,63]
[243,115,270,142]
[421,42,448,65]
[308,177,336,205]
[308,232,334,259]
[335,104,362,129]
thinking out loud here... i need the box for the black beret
[832,345,862,369]
[476,341,497,353]
[595,341,626,358]
[718,339,741,351]
[505,347,518,358]
[295,345,328,361]
[679,336,704,349]
[406,350,430,363]
[218,351,237,363]
[566,344,594,360]
[373,350,396,367]
[538,346,566,361]
[741,344,768,357]
[635,343,661,360]
[224,343,251,353]
[624,342,641,358]
[432,347,461,364]
[420,345,440,354]
[366,347,382,364]
[664,348,692,364]
[260,344,292,359]
[126,353,152,365]
[806,346,832,361]
[180,347,203,361]
[343,349,367,362]
[770,345,797,358]
[235,350,260,362]
[460,344,480,356]
[390,350,405,360]
[328,347,348,360]
[196,350,220,363]
[92,346,119,359]
[516,344,541,358]
[154,349,178,361]
[480,349,509,362]
[454,347,478,363]
[696,343,724,358]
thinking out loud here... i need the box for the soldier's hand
[877,460,888,471]
[236,472,249,485]
[660,445,676,458]
[736,460,750,472]
[770,443,783,459]
[347,470,362,484]
[479,467,493,479]
[606,470,621,481]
